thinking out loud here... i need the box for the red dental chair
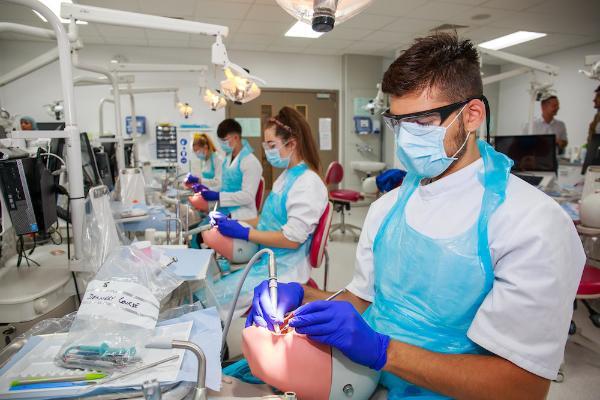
[306,202,334,291]
[256,177,265,212]
[325,161,363,241]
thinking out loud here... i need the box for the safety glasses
[261,140,289,152]
[382,96,486,133]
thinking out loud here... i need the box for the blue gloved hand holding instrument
[245,280,304,330]
[289,300,391,371]
[201,190,220,201]
[190,183,209,193]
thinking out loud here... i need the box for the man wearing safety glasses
[247,33,586,399]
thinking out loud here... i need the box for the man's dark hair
[382,33,482,102]
[541,95,558,106]
[595,85,599,93]
[217,118,242,139]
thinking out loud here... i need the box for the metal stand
[329,202,361,242]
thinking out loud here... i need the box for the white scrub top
[524,117,568,142]
[190,152,224,191]
[347,158,585,380]
[273,167,328,283]
[219,151,263,220]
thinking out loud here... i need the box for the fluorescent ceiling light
[33,0,88,24]
[285,21,324,38]
[479,31,546,50]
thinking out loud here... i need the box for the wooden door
[226,89,339,189]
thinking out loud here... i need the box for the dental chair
[256,176,265,212]
[325,161,363,241]
[306,202,334,291]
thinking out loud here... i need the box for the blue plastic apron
[210,163,311,315]
[363,140,513,399]
[220,140,253,216]
[201,152,216,180]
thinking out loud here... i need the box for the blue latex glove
[216,218,250,241]
[289,301,390,370]
[201,190,220,201]
[208,211,227,226]
[184,173,200,185]
[191,183,209,193]
[376,169,407,193]
[245,280,304,331]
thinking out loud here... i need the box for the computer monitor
[37,122,65,130]
[582,134,600,174]
[493,134,558,173]
[46,132,102,194]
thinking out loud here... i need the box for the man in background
[525,95,568,154]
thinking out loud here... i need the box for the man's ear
[463,99,485,133]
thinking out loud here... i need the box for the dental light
[203,89,227,111]
[579,55,600,81]
[219,67,261,105]
[276,0,375,33]
[44,99,64,120]
[363,83,385,115]
[177,102,193,119]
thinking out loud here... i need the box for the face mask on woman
[264,141,291,169]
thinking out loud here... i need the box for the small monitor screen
[493,134,557,173]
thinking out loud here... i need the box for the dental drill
[221,248,276,359]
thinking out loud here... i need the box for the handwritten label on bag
[77,280,160,330]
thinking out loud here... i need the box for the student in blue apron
[210,107,328,318]
[200,119,263,220]
[191,133,223,191]
[245,34,585,399]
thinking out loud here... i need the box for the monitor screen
[493,134,557,173]
[37,122,65,130]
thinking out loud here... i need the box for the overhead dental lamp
[219,67,261,105]
[44,100,64,120]
[177,102,193,119]
[276,0,375,32]
[203,89,227,111]
[579,55,600,80]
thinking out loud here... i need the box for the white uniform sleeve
[557,121,568,142]
[202,153,223,191]
[345,201,384,302]
[467,200,585,379]
[282,172,328,243]
[219,154,262,208]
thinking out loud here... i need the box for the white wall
[497,41,600,148]
[0,41,342,162]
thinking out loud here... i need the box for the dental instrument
[10,373,106,387]
[279,288,347,333]
[98,355,179,386]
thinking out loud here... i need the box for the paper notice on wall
[319,118,332,151]
[235,117,261,137]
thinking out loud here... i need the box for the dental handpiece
[267,253,278,314]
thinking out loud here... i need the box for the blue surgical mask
[220,139,233,154]
[395,105,469,178]
[265,147,290,169]
[195,151,206,160]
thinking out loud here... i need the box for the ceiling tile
[193,1,252,20]
[310,38,356,49]
[406,2,475,20]
[145,30,190,41]
[322,27,374,41]
[267,46,310,54]
[80,35,108,44]
[361,30,416,44]
[337,13,398,30]
[245,4,295,22]
[139,0,196,18]
[0,32,51,42]
[444,7,516,27]
[440,0,487,5]
[269,37,313,49]
[228,33,276,46]
[96,24,146,39]
[481,0,545,11]
[227,42,269,52]
[147,38,190,48]
[238,20,290,36]
[489,12,600,36]
[303,47,346,55]
[525,0,600,16]
[79,0,142,13]
[380,17,440,34]
[462,26,515,44]
[364,0,428,17]
[343,40,390,54]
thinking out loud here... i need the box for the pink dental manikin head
[242,325,380,400]
[189,193,210,212]
[202,225,258,264]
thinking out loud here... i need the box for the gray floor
[310,204,600,399]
